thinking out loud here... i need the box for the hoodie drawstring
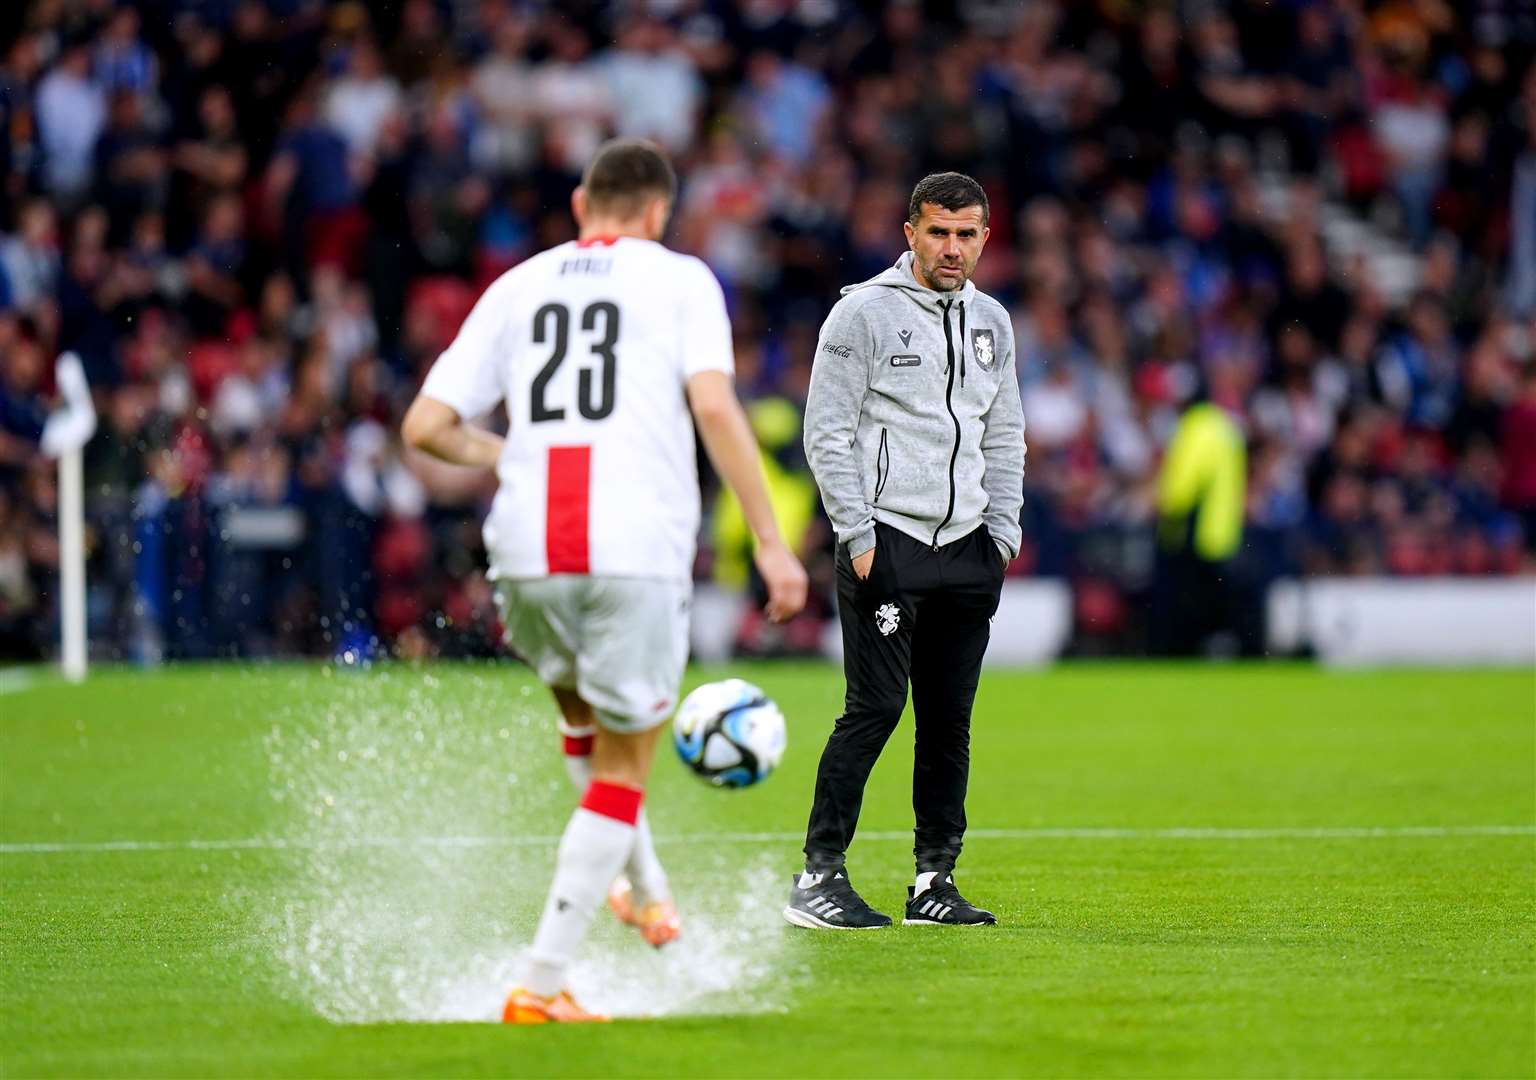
[939,298,968,387]
[939,298,954,371]
[958,300,967,388]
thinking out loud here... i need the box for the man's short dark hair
[582,138,677,217]
[908,172,989,226]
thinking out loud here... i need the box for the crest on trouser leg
[875,602,901,636]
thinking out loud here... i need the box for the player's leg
[507,719,663,1023]
[904,525,1002,926]
[494,579,610,1022]
[563,578,691,949]
[504,565,672,915]
[549,685,672,938]
[506,576,690,1019]
[552,687,600,791]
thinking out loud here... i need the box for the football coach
[783,172,1026,931]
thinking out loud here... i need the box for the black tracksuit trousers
[803,521,1004,875]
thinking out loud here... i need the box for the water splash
[259,668,790,1022]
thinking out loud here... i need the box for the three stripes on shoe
[911,896,954,920]
[802,894,845,920]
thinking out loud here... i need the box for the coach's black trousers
[804,522,1003,875]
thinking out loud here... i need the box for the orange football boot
[608,877,681,948]
[502,987,608,1024]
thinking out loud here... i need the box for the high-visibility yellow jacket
[712,398,817,589]
[1156,402,1246,562]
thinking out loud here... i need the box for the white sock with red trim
[561,732,596,791]
[562,735,670,905]
[519,780,641,997]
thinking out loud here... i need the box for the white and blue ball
[672,679,786,788]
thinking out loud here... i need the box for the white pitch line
[1,824,1531,855]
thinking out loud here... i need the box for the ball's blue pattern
[671,680,784,789]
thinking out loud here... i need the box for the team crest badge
[875,602,901,637]
[971,329,995,371]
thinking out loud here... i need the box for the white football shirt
[420,236,733,582]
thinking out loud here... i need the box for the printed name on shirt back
[559,256,613,276]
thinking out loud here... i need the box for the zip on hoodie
[934,299,963,549]
[873,426,889,503]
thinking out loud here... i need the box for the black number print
[530,302,620,422]
[578,302,618,420]
[530,302,569,423]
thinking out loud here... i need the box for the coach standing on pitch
[783,173,1025,930]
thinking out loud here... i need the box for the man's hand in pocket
[852,547,875,581]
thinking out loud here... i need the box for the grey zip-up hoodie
[804,251,1026,562]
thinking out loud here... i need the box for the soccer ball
[672,679,786,788]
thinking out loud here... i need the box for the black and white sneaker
[903,874,997,926]
[783,870,893,930]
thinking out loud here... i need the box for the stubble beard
[920,255,970,293]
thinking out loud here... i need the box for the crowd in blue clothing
[1,0,1533,660]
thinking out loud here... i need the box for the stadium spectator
[472,15,538,176]
[601,15,704,153]
[0,199,60,318]
[266,83,363,274]
[529,20,611,176]
[35,41,106,202]
[322,37,403,158]
[738,50,831,166]
[172,85,249,225]
[1154,391,1252,655]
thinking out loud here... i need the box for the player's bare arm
[400,395,505,469]
[686,370,809,624]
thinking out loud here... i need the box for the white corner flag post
[41,352,98,683]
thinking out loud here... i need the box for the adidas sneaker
[903,874,997,926]
[782,869,892,930]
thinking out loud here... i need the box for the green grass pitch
[3,662,1533,1078]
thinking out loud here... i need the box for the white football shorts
[493,576,691,733]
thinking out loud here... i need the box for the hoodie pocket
[873,427,890,504]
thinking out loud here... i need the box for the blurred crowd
[1,0,1534,661]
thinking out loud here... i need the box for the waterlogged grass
[2,662,1533,1077]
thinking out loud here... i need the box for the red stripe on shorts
[545,445,591,574]
[580,780,643,825]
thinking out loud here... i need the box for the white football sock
[914,871,940,897]
[519,785,639,997]
[563,744,670,904]
[561,743,593,793]
[624,809,669,904]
